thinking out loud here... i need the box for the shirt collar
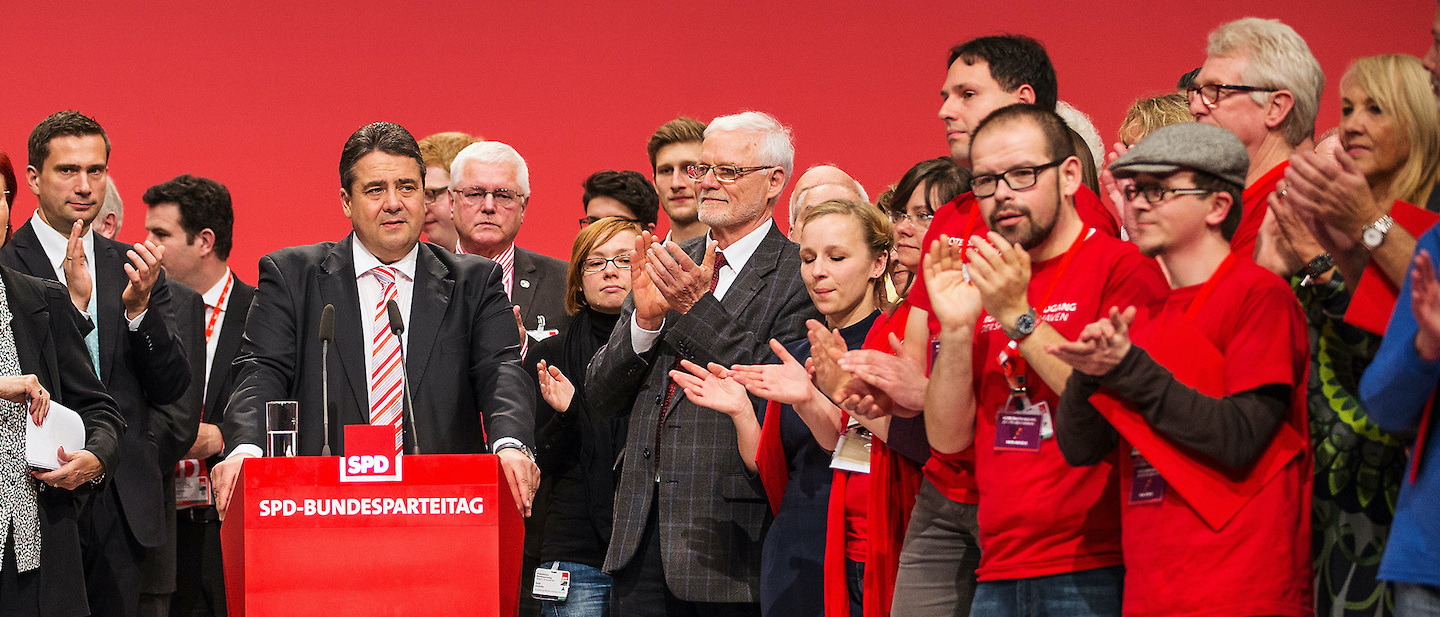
[29,210,94,270]
[202,268,234,309]
[351,236,419,282]
[707,218,773,272]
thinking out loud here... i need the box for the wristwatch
[1298,252,1334,287]
[1004,308,1038,341]
[1361,214,1395,251]
[496,443,535,463]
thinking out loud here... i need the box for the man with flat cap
[1048,122,1313,616]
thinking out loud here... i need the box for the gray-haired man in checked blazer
[586,111,820,616]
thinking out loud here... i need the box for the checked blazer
[585,222,821,603]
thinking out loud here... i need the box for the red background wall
[2,1,1429,282]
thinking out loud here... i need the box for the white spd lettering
[346,455,391,475]
[258,499,299,517]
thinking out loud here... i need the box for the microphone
[319,304,335,456]
[386,299,420,456]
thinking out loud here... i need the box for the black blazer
[0,221,193,549]
[200,275,255,464]
[2,266,123,617]
[224,235,535,456]
[512,246,570,338]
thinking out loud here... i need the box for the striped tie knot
[371,266,397,290]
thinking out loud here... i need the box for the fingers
[67,220,86,260]
[1113,306,1137,334]
[677,358,710,379]
[705,362,731,380]
[669,369,706,392]
[769,339,799,366]
[27,377,49,425]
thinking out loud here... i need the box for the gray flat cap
[1110,123,1249,188]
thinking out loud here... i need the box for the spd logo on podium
[339,424,404,482]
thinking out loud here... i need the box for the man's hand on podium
[212,452,256,520]
[497,448,540,517]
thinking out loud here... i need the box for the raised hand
[966,231,1033,327]
[923,235,984,332]
[631,231,671,330]
[670,359,751,418]
[836,332,927,411]
[63,220,92,313]
[807,319,853,401]
[730,339,817,405]
[647,238,718,315]
[122,240,166,319]
[1411,250,1440,362]
[536,360,576,412]
[1045,305,1137,376]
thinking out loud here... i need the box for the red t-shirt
[968,231,1168,581]
[1117,258,1312,617]
[1230,160,1288,259]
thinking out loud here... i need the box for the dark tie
[655,250,727,452]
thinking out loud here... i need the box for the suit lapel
[408,246,450,398]
[711,224,784,317]
[8,224,56,282]
[93,235,123,381]
[3,269,55,388]
[203,276,253,420]
[510,248,536,320]
[318,235,370,426]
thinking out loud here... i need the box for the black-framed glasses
[889,210,935,226]
[456,187,525,209]
[1122,185,1214,205]
[424,187,449,204]
[685,164,776,183]
[1185,84,1279,109]
[579,215,640,228]
[581,255,632,273]
[970,159,1066,198]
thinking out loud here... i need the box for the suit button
[643,448,651,459]
[654,393,662,405]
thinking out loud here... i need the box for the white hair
[1207,17,1325,146]
[98,176,123,229]
[450,141,530,194]
[1055,102,1105,176]
[705,111,796,179]
[787,165,869,227]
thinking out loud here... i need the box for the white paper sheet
[25,400,86,470]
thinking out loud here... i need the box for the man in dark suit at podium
[211,121,540,518]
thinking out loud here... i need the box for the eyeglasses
[423,187,449,204]
[1185,84,1278,109]
[455,187,525,209]
[685,164,776,183]
[970,159,1066,198]
[889,210,935,226]
[579,215,640,227]
[1122,185,1214,205]
[581,255,632,273]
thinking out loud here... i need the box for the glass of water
[266,401,299,457]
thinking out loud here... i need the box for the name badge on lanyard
[1129,447,1166,505]
[993,341,1053,454]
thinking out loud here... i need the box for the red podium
[221,451,523,616]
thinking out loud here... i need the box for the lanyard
[1183,252,1235,322]
[204,275,233,345]
[998,226,1091,394]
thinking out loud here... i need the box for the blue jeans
[969,566,1123,617]
[539,561,612,617]
[1395,582,1440,616]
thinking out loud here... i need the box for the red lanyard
[204,275,233,345]
[998,227,1091,393]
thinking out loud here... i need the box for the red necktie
[369,267,404,455]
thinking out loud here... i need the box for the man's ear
[1206,191,1234,229]
[1057,156,1083,198]
[1264,90,1296,132]
[765,167,788,202]
[340,188,353,219]
[1014,84,1036,105]
[198,228,217,256]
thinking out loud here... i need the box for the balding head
[788,164,867,232]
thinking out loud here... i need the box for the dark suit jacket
[224,235,534,456]
[2,266,123,617]
[203,275,255,459]
[0,221,193,550]
[585,223,821,602]
[512,246,570,338]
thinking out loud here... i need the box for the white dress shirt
[200,268,235,400]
